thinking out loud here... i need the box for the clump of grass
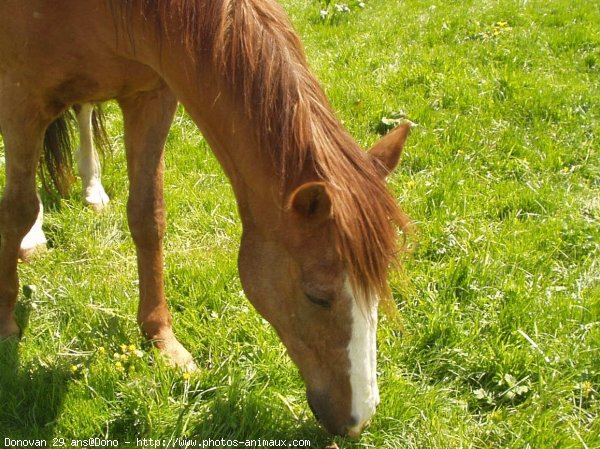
[317,0,366,24]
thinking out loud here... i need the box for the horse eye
[305,292,332,309]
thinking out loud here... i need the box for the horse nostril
[346,417,371,438]
[346,426,362,439]
[306,389,353,436]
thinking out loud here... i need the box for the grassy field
[1,0,598,447]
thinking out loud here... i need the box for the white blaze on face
[345,281,380,437]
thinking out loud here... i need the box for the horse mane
[126,0,410,304]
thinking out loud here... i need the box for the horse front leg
[0,96,47,337]
[119,86,196,371]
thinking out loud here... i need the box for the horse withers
[0,0,410,437]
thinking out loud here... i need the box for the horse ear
[368,123,411,178]
[288,182,332,224]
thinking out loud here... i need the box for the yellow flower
[406,180,416,189]
[115,361,124,372]
[120,344,128,353]
[97,346,106,355]
[70,365,79,374]
[182,372,192,381]
[580,380,593,397]
[128,344,137,353]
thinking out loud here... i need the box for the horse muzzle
[307,389,377,437]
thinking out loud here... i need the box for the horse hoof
[165,345,198,372]
[84,185,110,212]
[154,334,197,372]
[87,201,107,213]
[180,358,198,373]
[18,243,47,263]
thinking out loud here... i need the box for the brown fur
[128,0,410,305]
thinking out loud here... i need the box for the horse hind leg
[75,103,109,211]
[18,103,108,261]
[0,96,48,337]
[119,87,196,371]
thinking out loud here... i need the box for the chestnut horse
[0,0,410,437]
[18,103,110,260]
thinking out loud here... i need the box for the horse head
[238,125,410,436]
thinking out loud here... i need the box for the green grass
[1,0,598,447]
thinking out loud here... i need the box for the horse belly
[46,61,165,109]
[0,1,163,114]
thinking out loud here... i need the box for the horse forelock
[132,0,410,306]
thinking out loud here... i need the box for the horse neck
[118,3,318,229]
[155,49,282,229]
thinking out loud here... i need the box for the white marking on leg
[20,195,47,257]
[346,280,380,437]
[75,104,109,209]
